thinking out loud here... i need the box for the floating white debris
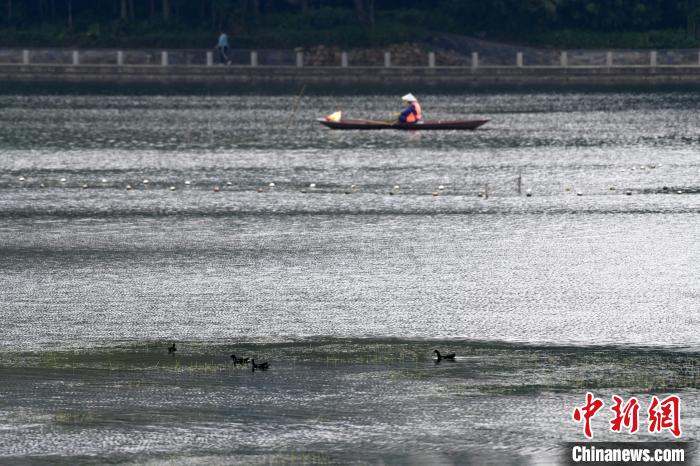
[269,182,275,187]
[101,178,107,183]
[18,176,25,182]
[525,189,532,197]
[577,192,583,196]
[677,190,683,194]
[126,185,132,190]
[625,191,632,195]
[213,186,220,192]
[39,183,45,188]
[432,191,439,196]
[82,184,88,189]
[309,183,316,188]
[393,185,400,190]
[351,184,357,189]
[60,178,67,183]
[438,185,445,190]
[143,179,149,184]
[226,181,232,186]
[184,180,191,185]
[170,186,176,191]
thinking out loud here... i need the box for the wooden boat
[317,118,489,131]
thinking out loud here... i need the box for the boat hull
[317,118,489,130]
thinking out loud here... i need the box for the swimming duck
[168,343,177,354]
[251,359,269,371]
[433,350,455,361]
[231,354,249,365]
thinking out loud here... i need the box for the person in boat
[397,93,423,124]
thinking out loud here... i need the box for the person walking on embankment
[216,31,231,65]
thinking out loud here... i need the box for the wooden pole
[286,83,307,130]
[517,169,522,195]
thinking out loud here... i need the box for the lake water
[0,88,698,464]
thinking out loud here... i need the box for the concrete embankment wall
[4,64,700,86]
[2,47,700,85]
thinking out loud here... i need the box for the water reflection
[0,90,698,463]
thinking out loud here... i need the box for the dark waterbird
[251,359,269,371]
[168,343,177,354]
[433,350,455,362]
[231,354,249,365]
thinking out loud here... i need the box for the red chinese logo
[573,393,682,439]
[573,392,604,439]
[648,395,682,438]
[610,395,640,434]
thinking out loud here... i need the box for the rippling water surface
[0,88,698,464]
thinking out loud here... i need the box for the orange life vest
[406,101,423,123]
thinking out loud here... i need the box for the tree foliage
[1,0,700,47]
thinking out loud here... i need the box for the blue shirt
[218,33,229,48]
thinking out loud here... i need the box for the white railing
[2,48,700,68]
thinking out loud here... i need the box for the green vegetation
[53,410,102,425]
[2,1,700,49]
[526,29,700,49]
